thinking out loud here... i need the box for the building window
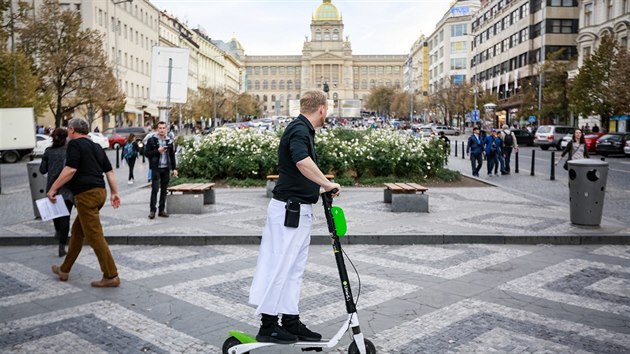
[548,19,577,33]
[287,80,293,90]
[263,80,268,89]
[324,31,330,40]
[278,66,285,74]
[583,46,591,61]
[262,66,269,75]
[315,30,321,40]
[247,80,252,90]
[270,67,276,75]
[451,41,467,53]
[332,30,339,40]
[361,80,367,89]
[451,24,467,37]
[450,58,467,70]
[254,66,260,75]
[584,3,592,26]
[547,0,577,6]
[271,80,276,90]
[255,80,260,90]
[607,0,613,20]
[279,80,285,90]
[531,22,542,38]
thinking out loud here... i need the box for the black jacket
[145,135,176,170]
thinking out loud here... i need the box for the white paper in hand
[36,196,70,221]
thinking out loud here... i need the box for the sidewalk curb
[2,233,628,246]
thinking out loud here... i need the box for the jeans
[126,157,136,180]
[503,147,513,172]
[52,199,74,246]
[60,188,118,279]
[494,152,506,174]
[150,168,170,212]
[487,154,499,174]
[470,153,483,176]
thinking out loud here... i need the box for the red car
[104,132,127,150]
[584,132,606,152]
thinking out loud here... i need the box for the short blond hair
[300,90,327,115]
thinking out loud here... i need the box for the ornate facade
[243,0,406,117]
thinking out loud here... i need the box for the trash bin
[567,159,608,226]
[27,160,47,219]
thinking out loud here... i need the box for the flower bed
[178,128,448,180]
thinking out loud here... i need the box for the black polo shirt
[65,137,112,195]
[273,114,320,204]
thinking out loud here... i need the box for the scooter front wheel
[222,336,249,354]
[348,338,376,354]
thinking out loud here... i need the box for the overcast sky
[151,0,454,55]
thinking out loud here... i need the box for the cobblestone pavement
[446,140,630,226]
[1,244,630,353]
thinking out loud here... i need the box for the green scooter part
[228,330,258,344]
[331,206,347,237]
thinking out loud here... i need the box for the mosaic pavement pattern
[499,258,630,316]
[0,262,81,308]
[1,244,629,353]
[343,244,531,279]
[373,299,630,354]
[0,300,219,353]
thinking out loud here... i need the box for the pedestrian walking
[556,129,589,169]
[501,124,518,174]
[39,128,73,257]
[122,133,139,184]
[48,118,122,288]
[466,127,484,177]
[248,90,341,344]
[145,121,178,219]
[484,129,501,177]
[494,131,506,175]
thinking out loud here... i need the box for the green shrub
[178,127,449,181]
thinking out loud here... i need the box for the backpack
[123,142,135,159]
[504,132,514,147]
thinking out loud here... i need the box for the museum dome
[313,0,341,21]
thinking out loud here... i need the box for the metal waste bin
[567,159,608,226]
[27,160,47,219]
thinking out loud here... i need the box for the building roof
[313,0,341,21]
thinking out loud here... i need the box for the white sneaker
[128,180,133,185]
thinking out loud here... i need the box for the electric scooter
[222,189,376,354]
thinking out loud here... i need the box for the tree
[570,34,617,129]
[540,49,573,124]
[365,86,395,116]
[389,91,410,118]
[17,0,124,127]
[0,49,47,114]
[609,45,630,116]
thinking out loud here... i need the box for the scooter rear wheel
[222,336,249,354]
[348,338,376,354]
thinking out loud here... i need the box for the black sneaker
[256,323,298,344]
[282,315,322,342]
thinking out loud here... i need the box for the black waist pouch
[284,198,301,228]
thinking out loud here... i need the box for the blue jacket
[467,134,483,155]
[484,135,502,156]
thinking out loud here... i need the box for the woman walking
[556,129,589,168]
[39,128,74,257]
[122,134,139,184]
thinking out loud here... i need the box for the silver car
[434,125,460,136]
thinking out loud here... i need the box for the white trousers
[249,198,313,316]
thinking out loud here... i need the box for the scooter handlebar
[320,188,339,208]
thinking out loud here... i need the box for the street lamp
[112,0,133,130]
[211,55,223,127]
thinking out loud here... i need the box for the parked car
[534,125,575,150]
[88,132,109,149]
[624,139,630,157]
[596,133,630,156]
[101,126,148,141]
[32,134,52,157]
[510,129,534,146]
[560,131,604,152]
[434,125,460,136]
[104,133,127,150]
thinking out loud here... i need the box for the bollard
[116,145,120,169]
[530,149,535,176]
[454,141,458,157]
[515,151,519,173]
[550,151,555,181]
[461,142,465,159]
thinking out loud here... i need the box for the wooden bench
[166,183,215,214]
[384,183,429,213]
[266,174,335,197]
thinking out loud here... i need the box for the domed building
[243,0,406,117]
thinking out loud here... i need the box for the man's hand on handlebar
[325,182,341,197]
